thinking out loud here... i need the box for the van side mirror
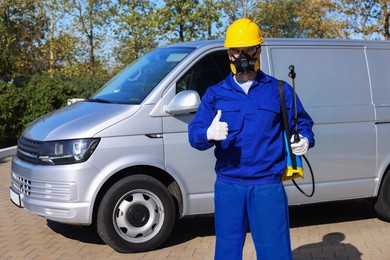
[164,90,200,115]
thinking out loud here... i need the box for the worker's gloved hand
[207,110,228,141]
[290,134,309,156]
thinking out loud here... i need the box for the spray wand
[288,65,300,143]
[288,65,315,197]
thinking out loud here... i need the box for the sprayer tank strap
[278,80,297,169]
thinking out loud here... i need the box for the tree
[254,0,302,38]
[22,75,77,126]
[0,0,48,77]
[219,0,259,24]
[62,0,115,76]
[44,1,70,76]
[156,0,223,43]
[0,81,26,147]
[218,0,348,39]
[196,0,224,40]
[113,0,159,68]
[342,0,390,40]
[294,0,349,38]
[254,0,348,39]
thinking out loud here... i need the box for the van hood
[23,101,140,141]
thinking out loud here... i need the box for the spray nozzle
[288,65,296,79]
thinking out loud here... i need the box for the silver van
[9,39,390,253]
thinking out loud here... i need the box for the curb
[0,146,17,159]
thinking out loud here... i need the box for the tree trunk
[384,12,389,40]
[49,8,55,76]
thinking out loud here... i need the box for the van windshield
[90,47,194,104]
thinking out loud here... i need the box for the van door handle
[145,133,163,138]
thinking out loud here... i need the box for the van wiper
[88,98,112,103]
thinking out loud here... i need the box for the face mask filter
[230,51,260,75]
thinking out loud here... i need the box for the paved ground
[1,156,390,260]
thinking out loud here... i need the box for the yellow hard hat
[224,18,264,48]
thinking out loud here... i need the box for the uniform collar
[222,70,272,91]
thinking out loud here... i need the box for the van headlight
[38,138,100,165]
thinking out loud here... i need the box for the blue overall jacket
[188,70,315,185]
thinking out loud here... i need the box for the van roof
[167,38,390,49]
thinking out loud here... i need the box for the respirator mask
[229,46,260,75]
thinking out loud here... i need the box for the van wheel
[374,171,390,221]
[97,175,176,253]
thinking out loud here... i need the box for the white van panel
[268,47,372,112]
[266,45,376,201]
[366,49,390,123]
[367,49,390,107]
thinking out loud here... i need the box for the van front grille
[11,172,77,201]
[17,137,46,165]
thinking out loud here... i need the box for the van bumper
[10,156,98,225]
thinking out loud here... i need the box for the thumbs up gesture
[206,110,228,141]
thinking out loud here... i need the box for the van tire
[97,175,176,253]
[374,171,390,221]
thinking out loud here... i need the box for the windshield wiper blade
[87,98,112,104]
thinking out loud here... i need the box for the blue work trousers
[214,180,292,260]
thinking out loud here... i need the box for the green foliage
[296,0,349,39]
[255,0,349,39]
[341,0,390,40]
[62,0,115,77]
[22,76,77,126]
[156,0,223,43]
[0,76,105,148]
[69,77,108,98]
[0,0,48,77]
[218,0,259,24]
[113,0,159,67]
[0,81,26,147]
[255,0,302,38]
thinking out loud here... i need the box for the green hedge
[0,76,106,148]
[0,81,26,148]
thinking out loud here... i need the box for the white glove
[290,134,309,156]
[207,110,228,141]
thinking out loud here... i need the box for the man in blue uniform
[188,18,315,260]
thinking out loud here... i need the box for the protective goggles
[229,45,260,57]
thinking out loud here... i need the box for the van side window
[176,50,230,98]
